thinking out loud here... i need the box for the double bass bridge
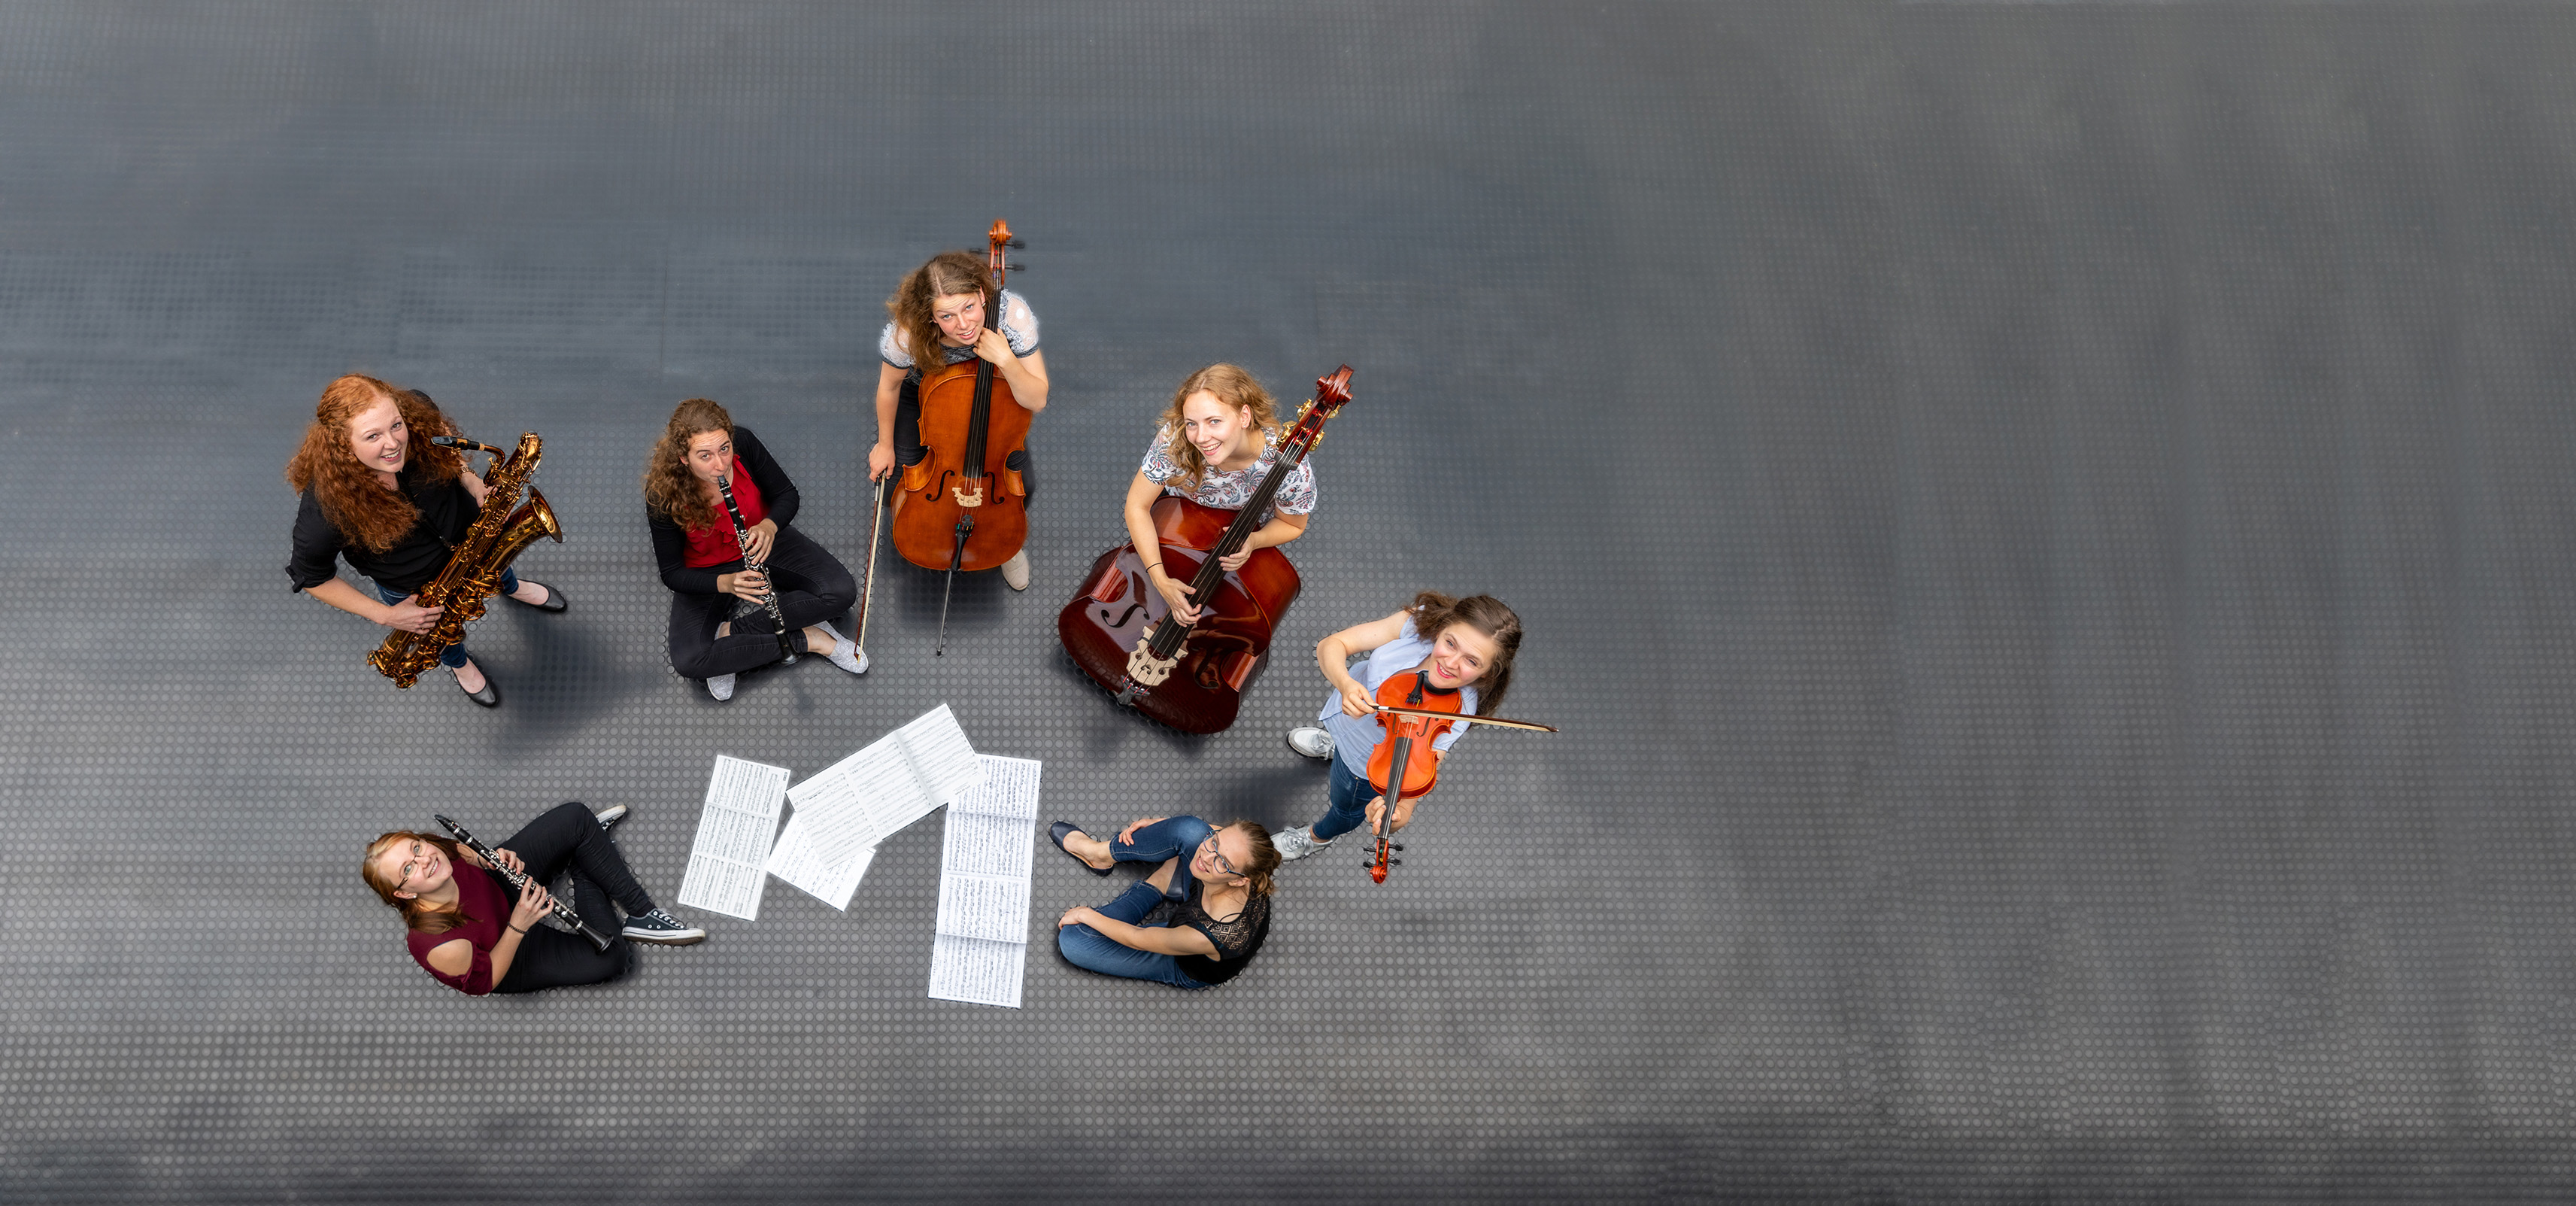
[1125,636,1177,685]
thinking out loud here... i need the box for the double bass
[1357,670,1558,883]
[1057,367,1353,734]
[892,220,1028,652]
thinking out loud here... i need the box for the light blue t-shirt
[1320,617,1477,779]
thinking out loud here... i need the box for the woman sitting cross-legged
[1048,815,1277,990]
[644,398,867,701]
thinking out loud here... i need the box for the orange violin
[1361,671,1559,883]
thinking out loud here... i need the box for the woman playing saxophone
[283,375,566,708]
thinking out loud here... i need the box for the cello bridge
[1125,636,1176,685]
[950,482,985,508]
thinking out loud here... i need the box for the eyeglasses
[396,840,433,885]
[1200,833,1240,876]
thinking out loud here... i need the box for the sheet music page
[769,706,985,910]
[675,755,790,921]
[934,872,1030,944]
[893,703,988,812]
[927,934,1027,1009]
[928,755,1040,1007]
[764,808,878,910]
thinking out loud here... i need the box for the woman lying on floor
[1048,815,1278,989]
[362,802,703,995]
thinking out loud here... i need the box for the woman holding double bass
[866,232,1050,592]
[1122,364,1316,628]
[1059,365,1349,734]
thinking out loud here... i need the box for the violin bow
[854,474,887,658]
[1368,706,1558,733]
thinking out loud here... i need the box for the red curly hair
[283,375,463,552]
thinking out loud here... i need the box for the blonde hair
[1155,364,1279,494]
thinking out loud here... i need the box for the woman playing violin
[1272,591,1525,861]
[1124,363,1316,626]
[867,250,1050,589]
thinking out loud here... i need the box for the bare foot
[454,658,487,694]
[1061,828,1115,872]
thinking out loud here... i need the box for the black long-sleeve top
[646,424,803,596]
[286,468,481,597]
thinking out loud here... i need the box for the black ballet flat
[454,669,500,709]
[508,582,568,613]
[1049,822,1114,876]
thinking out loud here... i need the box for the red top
[680,458,768,568]
[404,864,511,996]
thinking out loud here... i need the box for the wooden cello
[892,220,1029,652]
[1358,670,1558,882]
[1057,366,1353,734]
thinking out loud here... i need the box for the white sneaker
[593,805,628,830]
[1000,548,1031,591]
[705,673,736,702]
[1286,726,1334,760]
[820,622,868,675]
[1272,825,1330,861]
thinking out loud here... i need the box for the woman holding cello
[1271,591,1526,861]
[866,242,1049,590]
[1124,364,1315,627]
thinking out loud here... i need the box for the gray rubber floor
[2,2,2571,1201]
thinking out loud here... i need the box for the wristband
[508,923,529,934]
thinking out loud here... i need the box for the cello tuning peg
[1006,238,1025,249]
[1391,843,1403,852]
[1006,262,1027,272]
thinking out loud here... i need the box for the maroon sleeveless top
[404,865,511,995]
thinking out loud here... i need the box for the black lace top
[1144,880,1270,986]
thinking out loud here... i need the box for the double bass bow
[1358,670,1558,883]
[1057,366,1353,734]
[891,220,1029,655]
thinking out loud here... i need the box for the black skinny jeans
[889,375,1036,506]
[492,802,656,995]
[666,523,857,681]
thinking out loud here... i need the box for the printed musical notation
[675,755,790,921]
[927,755,1042,1007]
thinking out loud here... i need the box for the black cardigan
[646,424,803,596]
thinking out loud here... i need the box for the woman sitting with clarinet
[644,399,866,701]
[361,803,702,997]
[1047,816,1279,990]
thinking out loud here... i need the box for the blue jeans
[372,568,518,670]
[1107,814,1215,901]
[1055,879,1209,990]
[1311,757,1385,842]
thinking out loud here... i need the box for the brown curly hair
[1409,591,1524,715]
[282,375,463,552]
[1154,364,1279,495]
[884,250,991,377]
[360,831,479,934]
[641,398,734,533]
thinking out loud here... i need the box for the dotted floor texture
[1,3,2571,1202]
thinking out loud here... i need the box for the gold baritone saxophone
[369,432,563,688]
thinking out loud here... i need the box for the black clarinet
[433,814,617,952]
[716,472,796,666]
